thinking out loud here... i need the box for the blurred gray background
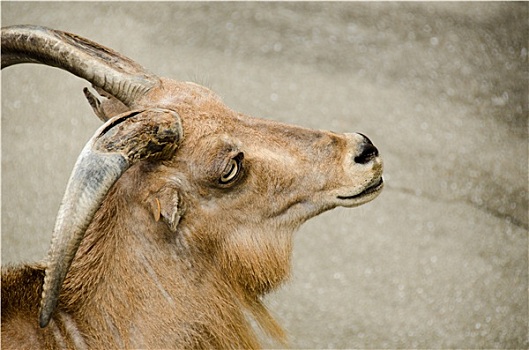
[2,2,527,348]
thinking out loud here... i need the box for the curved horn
[1,25,160,106]
[38,108,183,328]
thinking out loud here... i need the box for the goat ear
[84,86,131,122]
[151,198,162,222]
[150,188,183,232]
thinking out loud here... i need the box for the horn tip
[39,271,58,328]
[39,308,52,328]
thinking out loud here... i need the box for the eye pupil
[220,159,239,184]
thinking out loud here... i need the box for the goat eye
[219,158,240,184]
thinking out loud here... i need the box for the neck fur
[60,187,285,348]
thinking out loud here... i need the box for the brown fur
[2,61,383,349]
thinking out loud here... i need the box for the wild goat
[1,25,383,349]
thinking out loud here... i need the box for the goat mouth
[337,177,384,201]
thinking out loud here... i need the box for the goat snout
[353,133,379,164]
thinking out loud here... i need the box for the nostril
[354,143,379,164]
[357,132,373,145]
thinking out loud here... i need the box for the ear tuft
[161,192,182,232]
[150,188,182,232]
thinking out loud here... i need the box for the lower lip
[337,178,384,200]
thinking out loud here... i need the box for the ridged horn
[1,25,160,107]
[38,108,183,328]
